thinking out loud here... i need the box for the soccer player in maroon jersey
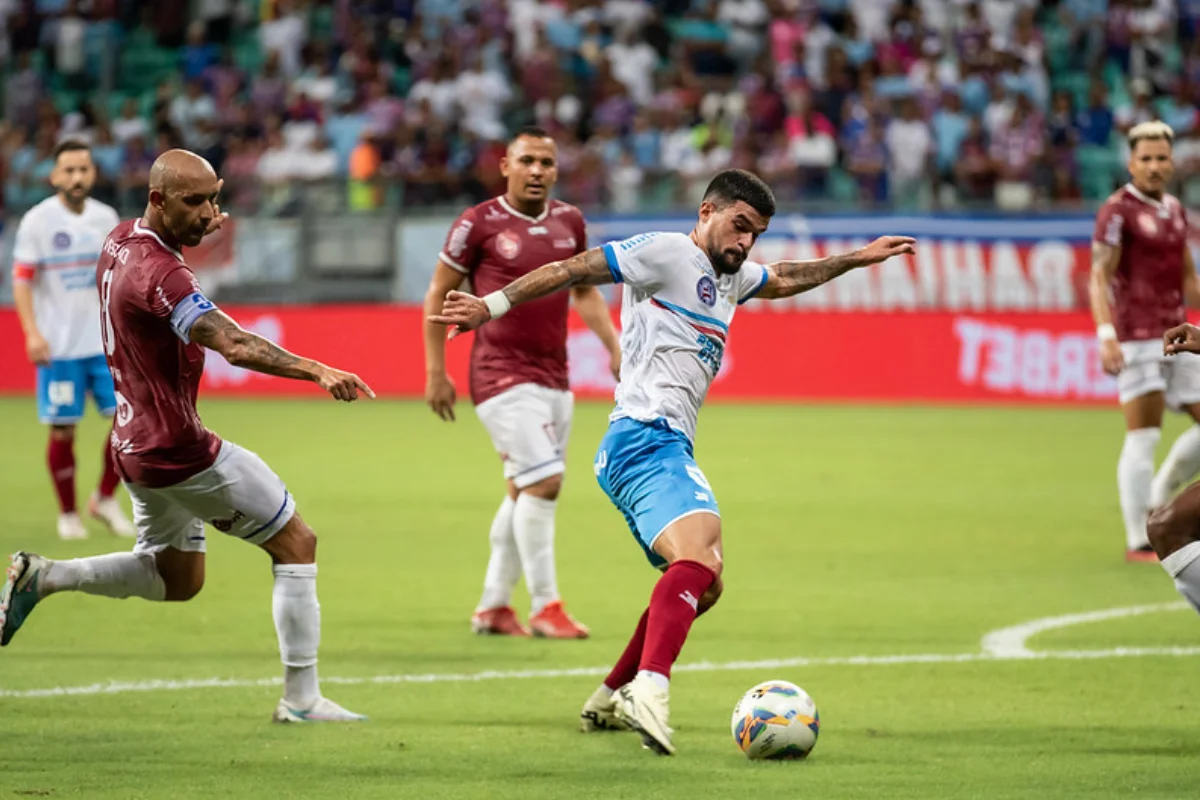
[1148,323,1200,613]
[1089,121,1200,562]
[423,127,620,639]
[0,150,374,724]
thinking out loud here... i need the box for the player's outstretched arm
[1089,241,1124,375]
[189,309,375,401]
[429,247,612,337]
[756,236,916,299]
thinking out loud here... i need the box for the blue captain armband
[169,291,217,342]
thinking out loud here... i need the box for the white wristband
[482,291,511,320]
[1097,323,1117,342]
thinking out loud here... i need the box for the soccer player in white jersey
[11,139,134,541]
[432,169,915,755]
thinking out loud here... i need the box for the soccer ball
[730,680,820,760]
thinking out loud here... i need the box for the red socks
[638,560,717,678]
[99,441,121,498]
[47,434,76,514]
[604,608,650,691]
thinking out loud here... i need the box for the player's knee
[1147,503,1196,558]
[262,515,317,564]
[523,474,563,501]
[163,572,204,602]
[50,424,75,442]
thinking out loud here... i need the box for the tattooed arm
[756,236,916,299]
[190,309,374,400]
[429,248,614,337]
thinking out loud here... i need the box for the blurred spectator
[170,78,218,151]
[607,29,659,104]
[990,98,1044,210]
[845,116,888,204]
[886,97,933,206]
[5,52,43,134]
[181,21,218,82]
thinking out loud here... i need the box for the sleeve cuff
[738,265,771,305]
[439,252,469,274]
[602,243,623,284]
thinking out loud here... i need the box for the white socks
[273,563,320,708]
[478,495,520,611]
[1161,541,1200,615]
[638,670,670,691]
[513,493,560,614]
[1118,428,1161,550]
[43,552,165,600]
[1150,426,1200,508]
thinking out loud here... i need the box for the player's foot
[529,601,590,639]
[88,494,135,538]
[470,605,531,636]
[615,674,675,755]
[1126,545,1159,563]
[1,552,49,647]
[57,512,87,541]
[580,685,631,732]
[272,696,367,723]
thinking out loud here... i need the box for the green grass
[0,397,1197,798]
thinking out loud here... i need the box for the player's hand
[1100,338,1125,374]
[314,365,376,402]
[426,372,457,421]
[203,179,229,238]
[609,348,621,382]
[25,331,50,366]
[427,290,491,339]
[1164,323,1200,356]
[857,236,917,266]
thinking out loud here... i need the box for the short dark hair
[52,138,91,163]
[511,125,552,144]
[702,169,776,218]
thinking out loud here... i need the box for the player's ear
[148,189,165,210]
[499,155,510,178]
[698,200,715,222]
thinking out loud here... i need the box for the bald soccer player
[0,150,374,724]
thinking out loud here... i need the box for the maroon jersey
[440,196,587,404]
[1093,184,1190,341]
[97,220,222,488]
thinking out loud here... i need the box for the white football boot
[580,685,631,732]
[272,696,367,724]
[57,513,87,541]
[614,674,675,755]
[88,494,135,537]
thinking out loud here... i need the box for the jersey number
[99,268,116,357]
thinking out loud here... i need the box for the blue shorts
[594,417,720,568]
[37,355,116,425]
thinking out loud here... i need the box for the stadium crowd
[0,0,1197,215]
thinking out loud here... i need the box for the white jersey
[602,232,771,441]
[11,196,119,360]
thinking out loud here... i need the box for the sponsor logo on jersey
[496,230,522,259]
[53,231,71,250]
[210,510,245,533]
[551,205,573,216]
[447,220,473,258]
[696,275,717,307]
[528,225,548,235]
[484,207,509,223]
[553,236,577,250]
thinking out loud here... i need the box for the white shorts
[1118,339,1200,410]
[128,441,296,555]
[475,383,573,489]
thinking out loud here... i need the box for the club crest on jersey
[1138,212,1159,237]
[496,230,522,259]
[696,275,717,307]
[53,231,71,250]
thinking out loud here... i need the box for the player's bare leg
[472,482,529,636]
[518,474,588,639]
[262,513,365,723]
[47,424,86,540]
[1118,392,1165,561]
[1149,403,1200,513]
[611,513,723,755]
[1147,482,1200,614]
[89,432,134,537]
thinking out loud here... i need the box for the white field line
[1,604,1195,700]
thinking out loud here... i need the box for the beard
[710,243,746,275]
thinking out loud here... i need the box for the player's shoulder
[18,196,57,225]
[1099,186,1131,211]
[119,221,188,272]
[84,197,120,223]
[547,199,586,224]
[614,231,690,254]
